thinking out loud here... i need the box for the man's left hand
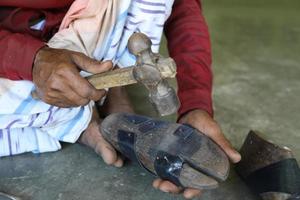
[152,109,241,199]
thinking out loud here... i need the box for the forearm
[165,0,213,117]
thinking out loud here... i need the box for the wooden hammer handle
[31,67,136,99]
[87,59,176,89]
[87,66,136,90]
[32,61,176,99]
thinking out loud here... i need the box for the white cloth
[0,0,174,157]
[0,79,93,156]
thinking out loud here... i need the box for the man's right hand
[33,47,112,107]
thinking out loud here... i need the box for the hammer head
[128,33,180,116]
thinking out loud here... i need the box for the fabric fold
[0,0,174,157]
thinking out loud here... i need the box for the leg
[79,86,134,167]
[99,86,134,116]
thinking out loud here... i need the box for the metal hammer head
[128,33,180,116]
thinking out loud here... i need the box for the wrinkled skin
[79,86,134,168]
[33,47,241,199]
[32,47,112,107]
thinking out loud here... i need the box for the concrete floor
[0,0,299,199]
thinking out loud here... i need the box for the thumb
[71,52,113,74]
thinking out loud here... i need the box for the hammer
[33,33,180,116]
[88,33,179,116]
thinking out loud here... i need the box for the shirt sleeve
[0,6,66,81]
[0,28,45,80]
[0,0,73,9]
[165,0,213,117]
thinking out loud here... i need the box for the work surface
[1,0,299,199]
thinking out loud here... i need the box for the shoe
[101,112,230,189]
[235,131,300,200]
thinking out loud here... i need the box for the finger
[158,180,182,194]
[49,77,90,107]
[183,189,202,199]
[89,89,107,102]
[208,130,241,163]
[61,86,90,106]
[42,88,78,108]
[152,179,163,189]
[192,112,241,163]
[65,90,89,106]
[71,52,113,74]
[52,96,80,108]
[63,69,107,102]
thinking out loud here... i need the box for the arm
[0,6,65,80]
[0,0,73,8]
[165,0,213,117]
[159,2,241,198]
[166,0,241,165]
[0,28,45,80]
[0,7,111,107]
[0,28,111,107]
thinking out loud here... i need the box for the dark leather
[245,158,300,195]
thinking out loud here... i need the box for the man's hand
[153,109,242,199]
[32,47,112,107]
